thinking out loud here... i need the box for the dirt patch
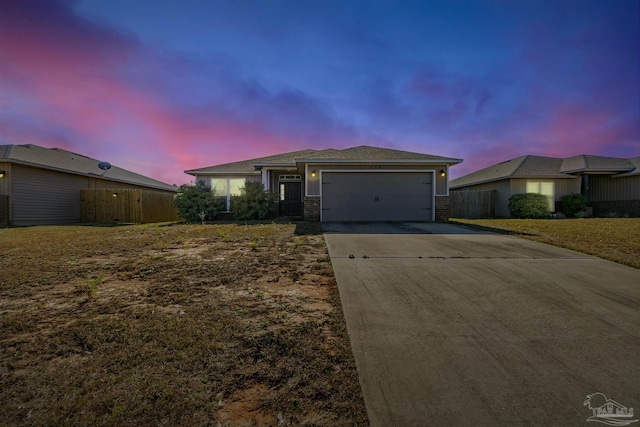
[0,223,368,426]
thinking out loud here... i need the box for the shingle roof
[450,154,638,189]
[185,149,323,173]
[615,157,640,177]
[560,155,635,173]
[298,145,462,162]
[450,155,575,188]
[186,145,462,175]
[0,144,177,191]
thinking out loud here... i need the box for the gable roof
[186,145,462,175]
[0,144,177,191]
[450,154,639,189]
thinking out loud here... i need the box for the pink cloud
[0,0,637,187]
[0,0,341,185]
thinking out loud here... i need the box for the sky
[0,0,638,185]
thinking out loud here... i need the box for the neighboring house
[186,145,462,222]
[450,154,640,217]
[0,144,177,226]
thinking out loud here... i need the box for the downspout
[581,174,590,202]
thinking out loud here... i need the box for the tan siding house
[455,179,511,217]
[451,155,640,218]
[0,144,177,226]
[186,145,462,222]
[590,174,640,201]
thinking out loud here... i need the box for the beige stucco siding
[589,175,640,202]
[306,163,449,196]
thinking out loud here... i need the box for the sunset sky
[1,0,638,185]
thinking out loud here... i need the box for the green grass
[0,223,368,426]
[451,218,640,269]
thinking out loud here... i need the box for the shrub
[560,193,587,217]
[508,193,550,219]
[232,182,278,220]
[173,181,221,223]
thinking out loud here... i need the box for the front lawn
[451,218,640,269]
[0,223,368,426]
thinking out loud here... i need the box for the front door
[279,182,302,216]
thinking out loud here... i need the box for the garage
[321,171,434,222]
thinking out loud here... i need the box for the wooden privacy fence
[450,190,496,219]
[81,189,180,223]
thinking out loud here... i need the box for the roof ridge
[0,144,10,159]
[510,155,532,175]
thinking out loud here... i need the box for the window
[211,178,247,211]
[526,181,555,211]
[279,174,301,181]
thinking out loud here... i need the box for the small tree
[173,181,221,223]
[508,193,550,219]
[232,182,278,220]
[560,193,587,218]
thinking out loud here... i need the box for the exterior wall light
[112,192,118,198]
[0,170,5,178]
[311,171,316,178]
[440,169,446,177]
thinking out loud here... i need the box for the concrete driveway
[323,222,640,427]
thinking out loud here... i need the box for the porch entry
[279,181,302,216]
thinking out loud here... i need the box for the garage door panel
[321,172,433,222]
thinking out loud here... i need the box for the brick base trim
[435,196,450,222]
[304,196,320,221]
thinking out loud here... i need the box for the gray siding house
[450,155,640,217]
[0,144,177,226]
[186,145,462,222]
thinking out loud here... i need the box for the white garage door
[321,171,433,222]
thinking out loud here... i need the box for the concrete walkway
[324,222,640,427]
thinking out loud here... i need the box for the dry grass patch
[451,218,640,269]
[0,223,368,426]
